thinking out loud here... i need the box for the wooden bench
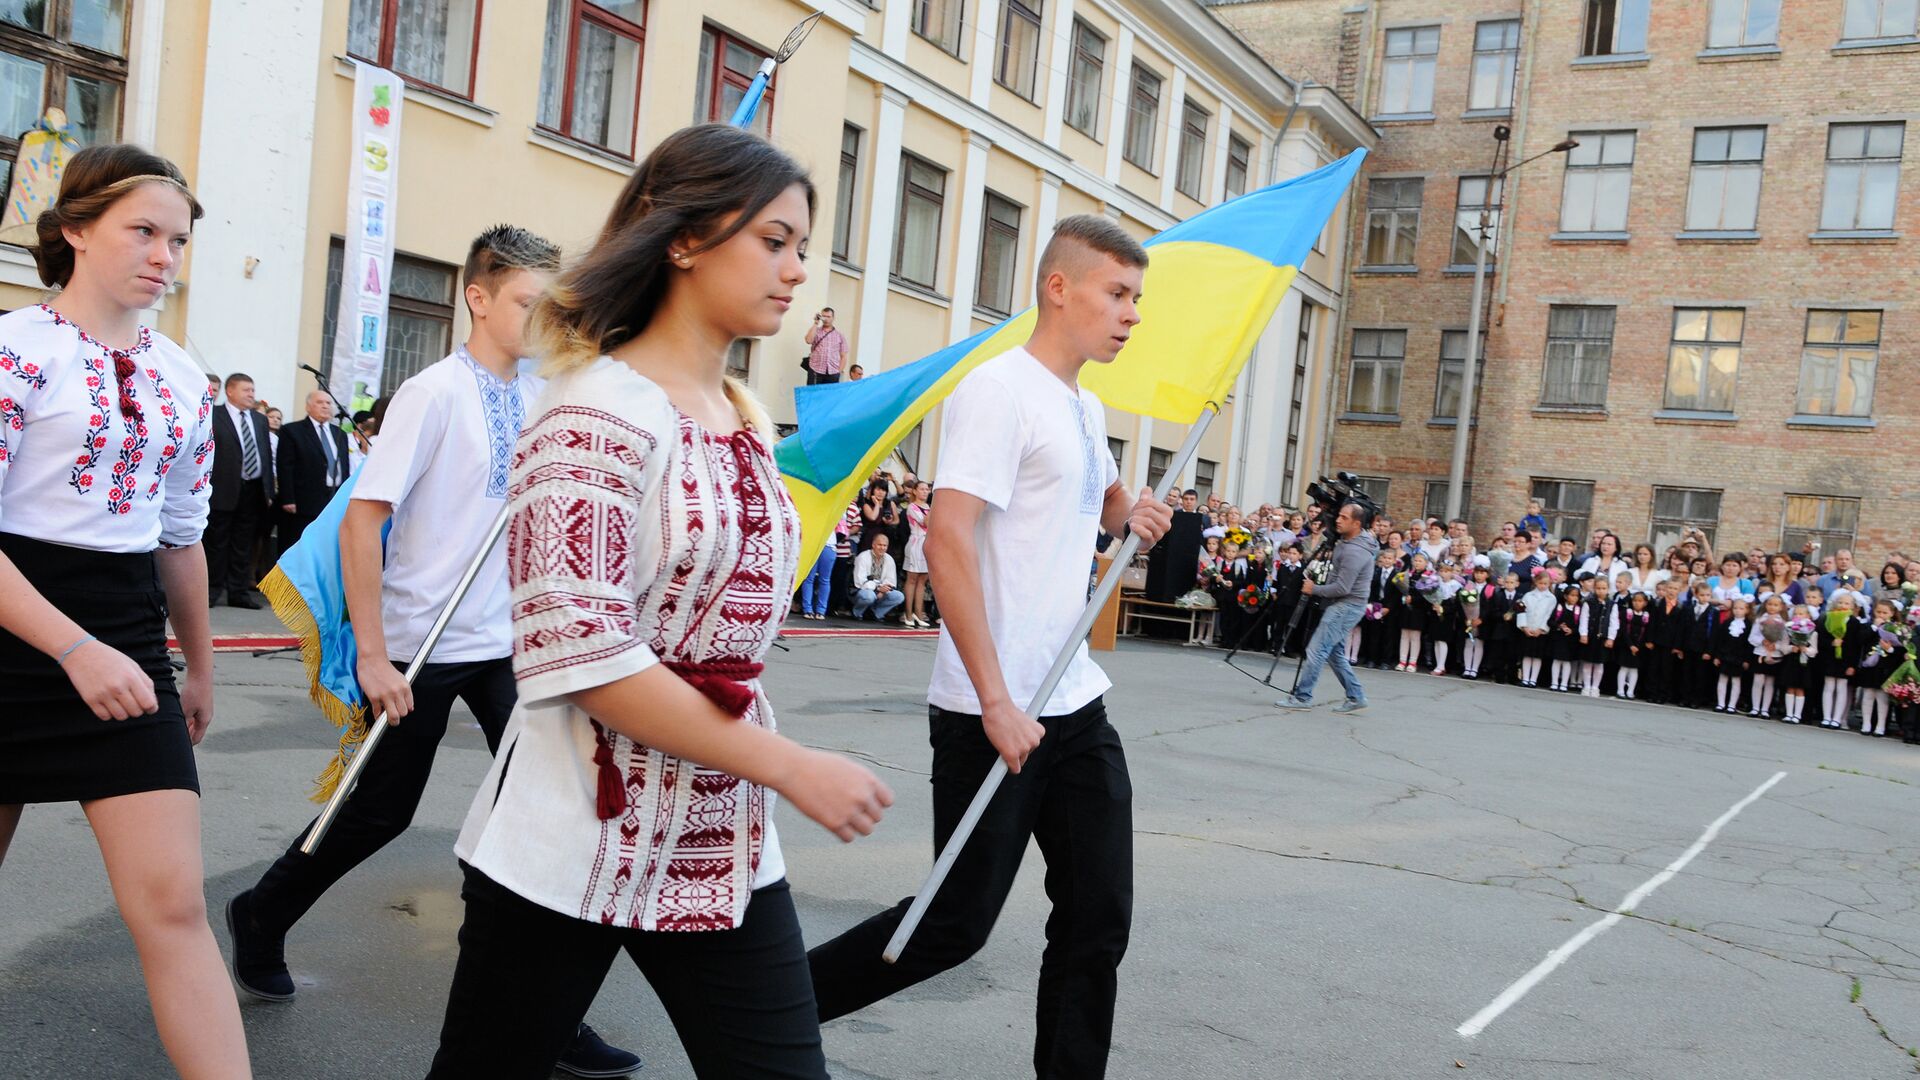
[1119,595,1216,646]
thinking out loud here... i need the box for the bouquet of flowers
[1413,570,1442,614]
[1459,589,1481,639]
[1786,616,1816,665]
[1905,602,1920,630]
[1862,625,1904,668]
[1887,680,1920,708]
[1174,588,1217,610]
[1390,569,1411,597]
[1364,602,1387,622]
[1225,526,1252,549]
[1237,583,1266,613]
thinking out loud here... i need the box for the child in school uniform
[1460,561,1493,679]
[1646,579,1687,705]
[1853,598,1907,737]
[1548,584,1585,692]
[1578,575,1615,698]
[1395,553,1432,672]
[1817,592,1867,729]
[1429,560,1465,676]
[1711,596,1754,713]
[1778,603,1818,724]
[1684,582,1722,709]
[1747,594,1790,719]
[1515,569,1558,688]
[1615,590,1654,700]
[1361,551,1396,668]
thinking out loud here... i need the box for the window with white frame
[1686,126,1764,231]
[893,153,946,291]
[1581,0,1650,56]
[975,191,1021,316]
[1796,309,1882,418]
[1364,178,1422,266]
[1541,305,1614,408]
[1468,20,1519,111]
[1530,478,1594,544]
[834,124,862,262]
[912,0,964,55]
[1123,63,1161,169]
[349,0,482,99]
[1378,25,1439,116]
[537,1,645,157]
[1663,308,1744,413]
[1781,495,1859,553]
[1066,19,1105,137]
[1559,131,1635,233]
[996,0,1042,100]
[1224,133,1251,199]
[1842,0,1919,42]
[1175,99,1209,200]
[1708,0,1780,47]
[1347,329,1405,416]
[1451,175,1501,266]
[1651,487,1721,555]
[1820,122,1903,232]
[321,239,458,397]
[1434,330,1485,420]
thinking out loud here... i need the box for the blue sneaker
[1331,699,1369,715]
[1275,695,1317,710]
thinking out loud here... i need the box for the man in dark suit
[205,373,275,608]
[276,388,352,552]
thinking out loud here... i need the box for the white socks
[1751,674,1775,716]
[1433,641,1450,674]
[1862,688,1890,735]
[1618,669,1638,699]
[1551,659,1572,691]
[1784,692,1802,723]
[1822,678,1851,727]
[1463,639,1484,676]
[1582,662,1604,697]
[1521,657,1542,685]
[1399,630,1421,668]
[1717,674,1738,711]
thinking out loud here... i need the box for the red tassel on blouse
[591,658,766,820]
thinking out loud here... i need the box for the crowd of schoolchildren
[1188,493,1920,743]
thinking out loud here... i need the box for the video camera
[1303,472,1384,535]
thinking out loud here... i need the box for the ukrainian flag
[258,473,375,800]
[777,148,1366,566]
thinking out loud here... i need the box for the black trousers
[205,479,265,595]
[428,868,824,1080]
[808,697,1132,1080]
[804,368,840,385]
[246,658,515,936]
[1482,638,1514,683]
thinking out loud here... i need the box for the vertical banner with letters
[328,62,403,415]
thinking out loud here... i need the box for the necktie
[318,421,338,486]
[236,408,259,481]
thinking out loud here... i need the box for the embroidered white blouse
[0,305,215,552]
[456,358,803,931]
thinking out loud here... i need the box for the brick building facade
[1213,0,1919,566]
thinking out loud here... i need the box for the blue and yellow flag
[777,148,1366,566]
[258,473,374,801]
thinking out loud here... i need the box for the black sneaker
[556,1024,642,1077]
[225,891,295,1001]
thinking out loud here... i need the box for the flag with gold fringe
[258,472,376,801]
[776,148,1366,568]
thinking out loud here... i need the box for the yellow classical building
[0,0,1372,506]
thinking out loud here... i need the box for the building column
[1102,26,1135,183]
[1041,0,1077,144]
[1156,67,1187,212]
[881,0,909,58]
[968,3,995,106]
[186,0,327,409]
[1035,169,1063,240]
[1209,101,1235,203]
[1131,417,1154,491]
[855,85,911,375]
[946,131,992,344]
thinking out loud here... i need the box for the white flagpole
[883,407,1218,963]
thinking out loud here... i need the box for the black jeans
[804,368,840,385]
[808,696,1132,1079]
[428,867,825,1080]
[246,658,515,936]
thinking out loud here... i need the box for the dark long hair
[531,125,815,418]
[32,144,202,288]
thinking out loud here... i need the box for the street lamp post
[1443,129,1580,523]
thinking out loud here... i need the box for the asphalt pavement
[3,610,1918,1078]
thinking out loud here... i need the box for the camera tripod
[1223,531,1337,694]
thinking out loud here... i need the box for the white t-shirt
[928,348,1118,717]
[352,352,543,662]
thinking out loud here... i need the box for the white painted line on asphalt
[1455,769,1788,1039]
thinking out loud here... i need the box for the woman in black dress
[0,147,249,1074]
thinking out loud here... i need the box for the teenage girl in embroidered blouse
[427,126,894,1080]
[0,147,249,1076]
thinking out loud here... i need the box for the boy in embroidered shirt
[227,226,641,1075]
[808,215,1171,1078]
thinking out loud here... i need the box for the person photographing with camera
[1276,499,1379,714]
[803,306,846,385]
